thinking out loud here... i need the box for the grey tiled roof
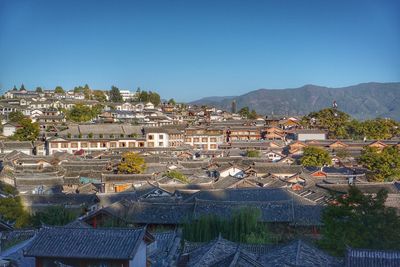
[104,201,194,224]
[259,240,342,266]
[251,163,303,174]
[181,236,263,267]
[148,230,181,266]
[24,226,150,259]
[345,247,400,267]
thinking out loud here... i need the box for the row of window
[194,144,218,149]
[185,137,218,143]
[50,141,145,149]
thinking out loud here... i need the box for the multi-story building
[226,126,261,141]
[184,127,224,150]
[47,124,145,155]
[120,90,137,101]
[47,136,146,155]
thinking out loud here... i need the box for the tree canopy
[238,106,258,119]
[319,186,400,256]
[109,86,123,102]
[359,146,400,182]
[300,146,331,167]
[0,196,31,228]
[11,118,40,141]
[137,90,161,106]
[246,150,261,158]
[118,152,146,174]
[66,103,102,122]
[8,110,25,123]
[31,206,78,227]
[165,170,189,183]
[301,108,400,140]
[183,208,272,244]
[301,108,351,139]
[92,90,107,102]
[35,86,43,93]
[54,86,65,94]
[19,84,26,91]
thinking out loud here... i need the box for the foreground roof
[24,226,153,260]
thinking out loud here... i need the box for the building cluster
[0,89,400,266]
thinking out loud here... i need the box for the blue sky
[0,0,399,101]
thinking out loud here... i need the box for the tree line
[301,108,400,140]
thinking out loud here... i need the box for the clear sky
[0,0,399,101]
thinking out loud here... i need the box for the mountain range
[190,82,400,120]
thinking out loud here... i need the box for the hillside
[190,82,400,120]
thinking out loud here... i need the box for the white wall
[129,240,147,267]
[3,126,16,137]
[297,133,326,141]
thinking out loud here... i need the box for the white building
[295,129,327,141]
[120,90,137,101]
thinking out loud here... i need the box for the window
[185,138,192,142]
[102,142,107,148]
[90,142,98,148]
[210,144,217,149]
[61,143,68,148]
[148,142,154,147]
[71,143,78,148]
[159,142,163,146]
[110,142,116,148]
[50,143,58,148]
[148,135,154,140]
[159,134,164,139]
[210,138,217,142]
[193,138,199,142]
[202,138,208,142]
[120,142,126,147]
[201,144,207,149]
[139,142,144,147]
[81,142,88,148]
[129,142,135,148]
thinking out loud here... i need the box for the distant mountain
[190,82,400,120]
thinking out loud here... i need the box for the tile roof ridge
[295,239,302,265]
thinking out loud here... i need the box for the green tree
[165,170,189,183]
[109,86,123,102]
[66,103,100,122]
[54,86,65,94]
[246,150,260,158]
[35,86,43,93]
[138,91,149,102]
[0,181,18,196]
[92,90,106,102]
[300,146,331,167]
[359,146,400,182]
[168,98,176,105]
[335,148,350,159]
[248,109,258,119]
[148,91,161,106]
[31,206,77,227]
[183,208,271,244]
[118,152,146,174]
[8,110,25,123]
[0,196,31,228]
[319,186,400,256]
[301,108,351,139]
[238,107,250,118]
[83,84,91,99]
[348,118,400,140]
[11,118,40,141]
[74,85,83,93]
